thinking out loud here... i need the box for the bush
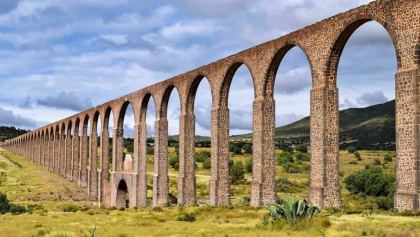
[276,178,298,193]
[295,152,310,162]
[9,204,27,215]
[375,196,394,210]
[346,146,357,153]
[229,161,245,184]
[282,163,301,173]
[344,166,394,197]
[276,152,294,165]
[245,158,252,173]
[372,158,381,166]
[349,160,358,165]
[0,193,10,214]
[146,147,154,155]
[231,146,242,155]
[202,157,211,169]
[384,154,392,163]
[196,150,210,163]
[169,155,179,171]
[62,204,80,212]
[354,151,362,161]
[0,193,26,215]
[243,144,252,154]
[175,213,196,222]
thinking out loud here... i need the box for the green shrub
[266,196,319,224]
[349,160,358,165]
[354,151,362,161]
[146,147,154,155]
[229,161,245,184]
[346,146,357,153]
[276,151,294,165]
[375,196,394,210]
[295,152,310,162]
[372,158,381,166]
[384,154,392,163]
[202,157,211,169]
[0,193,10,214]
[282,163,301,173]
[276,178,298,193]
[344,166,394,197]
[195,150,210,163]
[62,204,80,212]
[175,213,196,222]
[243,143,252,154]
[245,158,252,173]
[0,192,26,215]
[169,155,179,171]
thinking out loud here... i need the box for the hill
[0,126,29,142]
[232,100,395,150]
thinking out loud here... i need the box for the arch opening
[270,45,312,202]
[116,179,129,208]
[334,21,397,210]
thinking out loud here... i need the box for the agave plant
[266,196,319,224]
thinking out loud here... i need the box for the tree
[344,166,394,197]
[243,143,252,154]
[169,155,179,171]
[229,161,245,184]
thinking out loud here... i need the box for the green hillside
[234,100,395,150]
[0,126,29,142]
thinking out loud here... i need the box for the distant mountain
[232,100,396,150]
[0,126,29,142]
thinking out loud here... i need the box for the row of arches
[2,0,419,210]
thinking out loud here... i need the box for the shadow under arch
[116,179,129,208]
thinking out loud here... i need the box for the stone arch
[139,92,156,205]
[80,114,90,187]
[264,43,314,98]
[116,101,136,172]
[100,107,114,207]
[116,179,129,208]
[325,18,400,87]
[159,84,181,118]
[219,62,255,108]
[186,75,213,113]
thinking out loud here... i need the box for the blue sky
[0,0,397,137]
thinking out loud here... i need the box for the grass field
[1,147,420,237]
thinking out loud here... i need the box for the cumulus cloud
[36,91,94,111]
[275,66,311,95]
[0,107,37,128]
[356,91,388,106]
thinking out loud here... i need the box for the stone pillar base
[394,190,418,211]
[309,185,324,208]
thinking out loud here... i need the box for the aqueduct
[1,0,419,210]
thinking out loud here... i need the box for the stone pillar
[80,132,88,187]
[209,106,230,206]
[65,133,72,179]
[100,127,110,207]
[72,133,80,181]
[88,126,98,200]
[60,133,66,176]
[178,111,197,205]
[394,69,419,210]
[309,86,340,209]
[153,117,169,207]
[113,128,124,172]
[54,135,60,173]
[137,117,148,206]
[251,97,276,206]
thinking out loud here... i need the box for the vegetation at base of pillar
[344,166,395,210]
